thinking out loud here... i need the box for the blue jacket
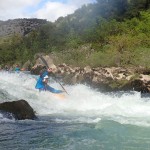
[35,70,63,94]
[35,71,48,90]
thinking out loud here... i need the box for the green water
[1,117,150,150]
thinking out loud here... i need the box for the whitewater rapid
[0,71,150,127]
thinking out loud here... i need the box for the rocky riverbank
[30,55,150,93]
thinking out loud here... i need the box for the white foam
[0,71,150,126]
[55,117,101,124]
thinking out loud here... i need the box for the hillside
[0,18,47,37]
[0,0,150,68]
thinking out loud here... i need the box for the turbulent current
[0,71,150,150]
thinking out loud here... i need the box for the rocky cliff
[0,18,47,37]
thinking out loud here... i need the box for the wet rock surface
[0,100,36,120]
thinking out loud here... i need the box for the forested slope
[0,0,150,68]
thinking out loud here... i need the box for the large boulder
[34,55,56,69]
[0,100,36,120]
[30,64,45,75]
[22,60,32,71]
[31,54,57,75]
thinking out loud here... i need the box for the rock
[127,79,149,93]
[30,64,45,75]
[31,54,57,74]
[30,62,150,93]
[35,55,56,69]
[84,66,92,73]
[22,60,32,71]
[0,100,36,120]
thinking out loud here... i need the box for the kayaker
[35,67,64,93]
[14,64,20,72]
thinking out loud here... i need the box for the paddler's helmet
[44,75,49,79]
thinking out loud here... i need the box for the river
[0,71,150,150]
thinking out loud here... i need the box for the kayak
[52,93,66,100]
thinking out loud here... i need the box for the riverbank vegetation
[0,0,150,68]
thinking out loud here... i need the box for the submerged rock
[0,100,36,120]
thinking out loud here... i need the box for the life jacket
[35,70,49,89]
